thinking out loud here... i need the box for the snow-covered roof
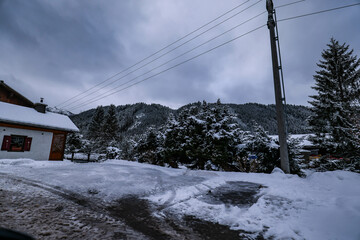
[0,101,79,132]
[270,134,314,147]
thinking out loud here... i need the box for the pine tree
[308,38,360,156]
[66,132,83,160]
[245,122,279,173]
[163,101,244,170]
[134,128,165,165]
[203,100,243,170]
[88,106,105,140]
[103,104,119,144]
[162,113,185,167]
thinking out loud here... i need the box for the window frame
[9,135,27,152]
[1,135,11,151]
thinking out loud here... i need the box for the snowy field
[0,158,359,239]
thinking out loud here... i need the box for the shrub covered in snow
[305,155,360,173]
[133,128,166,166]
[160,100,246,170]
[66,132,83,155]
[242,122,280,173]
[106,146,121,160]
[124,100,302,174]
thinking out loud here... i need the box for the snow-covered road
[0,174,146,239]
[0,159,359,239]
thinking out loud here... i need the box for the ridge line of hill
[68,102,311,137]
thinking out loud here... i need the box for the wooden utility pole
[266,0,290,173]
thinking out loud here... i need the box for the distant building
[0,80,79,160]
[270,134,319,161]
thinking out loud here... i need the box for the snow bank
[188,170,360,240]
[0,158,359,239]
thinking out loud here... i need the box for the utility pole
[266,0,290,173]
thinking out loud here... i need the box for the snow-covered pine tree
[163,100,244,170]
[183,103,208,169]
[81,139,93,161]
[66,132,83,160]
[88,106,105,140]
[87,106,105,152]
[118,136,137,161]
[287,136,304,176]
[163,113,185,167]
[244,121,279,173]
[134,127,165,165]
[103,104,119,144]
[163,104,205,168]
[308,38,360,157]
[203,99,244,170]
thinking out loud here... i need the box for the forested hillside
[70,102,311,138]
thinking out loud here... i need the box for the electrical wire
[55,0,255,108]
[69,0,359,111]
[60,0,263,109]
[277,2,360,22]
[275,0,305,9]
[66,0,306,111]
[67,11,267,110]
[68,24,267,111]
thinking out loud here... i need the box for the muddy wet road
[0,174,264,239]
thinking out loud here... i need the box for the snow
[270,134,314,147]
[0,101,79,132]
[1,158,359,239]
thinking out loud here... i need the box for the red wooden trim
[0,122,68,134]
[60,132,67,160]
[24,137,32,151]
[1,135,11,151]
[0,81,34,107]
[49,133,56,160]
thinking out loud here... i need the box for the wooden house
[0,80,79,160]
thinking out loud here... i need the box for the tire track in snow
[0,172,149,239]
[152,178,227,211]
[0,173,262,239]
[0,173,210,239]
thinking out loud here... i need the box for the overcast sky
[0,0,359,113]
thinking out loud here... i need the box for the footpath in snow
[0,159,359,239]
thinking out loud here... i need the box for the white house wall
[0,126,53,160]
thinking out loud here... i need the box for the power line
[68,11,267,111]
[67,0,308,111]
[65,0,305,110]
[68,24,267,111]
[60,0,263,109]
[56,0,255,108]
[275,1,359,108]
[275,0,305,9]
[278,2,360,22]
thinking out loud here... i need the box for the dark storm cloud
[0,0,359,112]
[0,1,38,47]
[0,0,131,88]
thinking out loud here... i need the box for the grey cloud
[0,0,359,112]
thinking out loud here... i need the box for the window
[10,135,26,152]
[1,135,32,152]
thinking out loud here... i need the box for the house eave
[0,80,35,107]
[0,120,79,133]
